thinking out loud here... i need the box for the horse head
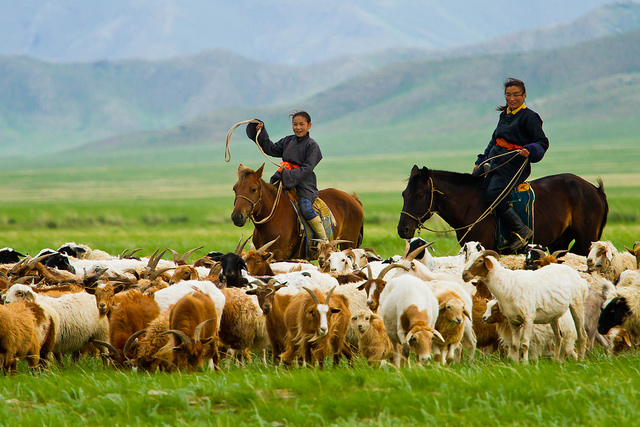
[397,165,435,239]
[231,163,265,226]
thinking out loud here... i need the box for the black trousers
[480,166,529,215]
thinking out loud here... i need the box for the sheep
[587,241,637,283]
[155,291,220,371]
[462,250,588,362]
[432,289,471,365]
[281,286,352,368]
[5,284,109,363]
[321,250,356,276]
[0,248,26,264]
[350,309,393,365]
[0,301,43,372]
[482,299,578,361]
[597,281,640,345]
[218,287,269,365]
[378,275,445,367]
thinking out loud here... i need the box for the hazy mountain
[0,0,628,65]
[1,1,639,160]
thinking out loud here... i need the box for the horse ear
[420,167,431,181]
[410,165,420,177]
[256,163,265,179]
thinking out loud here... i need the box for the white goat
[378,275,445,367]
[462,250,588,362]
[153,280,226,327]
[587,241,637,282]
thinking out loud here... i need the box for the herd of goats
[0,236,639,373]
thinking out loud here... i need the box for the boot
[308,216,327,240]
[500,207,533,252]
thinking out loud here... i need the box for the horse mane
[408,168,483,190]
[237,165,278,193]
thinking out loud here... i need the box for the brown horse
[231,164,364,260]
[397,165,608,255]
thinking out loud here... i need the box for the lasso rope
[225,119,281,168]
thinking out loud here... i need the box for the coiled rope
[224,119,281,168]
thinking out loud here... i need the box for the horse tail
[595,177,608,240]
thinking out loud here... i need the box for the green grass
[1,352,640,426]
[1,145,640,425]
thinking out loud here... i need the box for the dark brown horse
[397,165,608,255]
[231,164,364,260]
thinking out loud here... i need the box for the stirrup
[509,229,533,251]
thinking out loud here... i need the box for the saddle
[285,190,336,259]
[495,183,535,252]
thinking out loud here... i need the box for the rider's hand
[472,164,479,173]
[519,148,530,157]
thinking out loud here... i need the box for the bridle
[400,176,440,234]
[234,181,283,225]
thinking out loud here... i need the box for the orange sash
[496,138,523,151]
[278,161,301,172]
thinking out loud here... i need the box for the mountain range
[0,1,639,163]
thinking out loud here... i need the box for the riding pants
[299,196,317,220]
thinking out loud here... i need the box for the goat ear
[406,332,414,343]
[356,283,367,291]
[331,308,342,314]
[556,259,565,264]
[245,288,257,295]
[623,333,632,346]
[85,287,96,295]
[606,247,613,262]
[200,337,213,344]
[484,256,496,271]
[463,307,472,320]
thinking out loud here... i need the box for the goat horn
[550,249,569,259]
[120,248,143,259]
[161,330,192,347]
[362,247,382,259]
[28,252,56,269]
[329,239,353,246]
[194,318,217,343]
[531,248,547,258]
[302,286,320,305]
[235,235,251,256]
[180,246,204,264]
[84,267,109,287]
[482,250,501,259]
[325,285,337,304]
[149,267,175,282]
[123,329,147,358]
[405,243,433,261]
[167,248,180,264]
[8,257,29,275]
[209,262,222,276]
[92,340,120,359]
[256,237,279,255]
[377,263,410,281]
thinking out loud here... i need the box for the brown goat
[625,241,640,269]
[0,301,42,372]
[245,280,292,364]
[350,309,393,365]
[281,287,352,368]
[471,280,500,353]
[433,290,470,365]
[156,291,219,371]
[127,310,172,372]
[92,288,161,366]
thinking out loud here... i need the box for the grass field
[1,146,639,425]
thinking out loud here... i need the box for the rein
[234,181,284,225]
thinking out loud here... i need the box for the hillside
[68,30,640,162]
[0,3,639,163]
